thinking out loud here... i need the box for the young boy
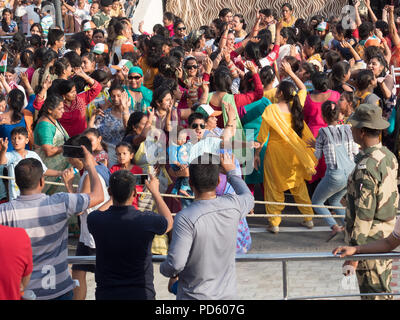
[0,127,63,200]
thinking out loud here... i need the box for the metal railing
[68,251,400,300]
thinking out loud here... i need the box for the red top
[110,164,144,209]
[0,225,33,300]
[33,81,102,137]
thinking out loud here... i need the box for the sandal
[326,225,344,242]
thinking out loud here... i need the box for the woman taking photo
[255,79,317,234]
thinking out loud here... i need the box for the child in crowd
[110,141,143,209]
[0,127,62,200]
[307,101,358,241]
[168,129,191,198]
[84,128,109,168]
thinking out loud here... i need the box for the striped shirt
[315,125,359,170]
[0,192,90,300]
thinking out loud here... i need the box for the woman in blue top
[0,89,27,151]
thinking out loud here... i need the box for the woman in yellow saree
[255,80,317,234]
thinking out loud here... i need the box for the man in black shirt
[87,170,173,300]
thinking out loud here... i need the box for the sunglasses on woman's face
[186,65,198,70]
[128,75,142,80]
[177,27,186,31]
[191,123,205,129]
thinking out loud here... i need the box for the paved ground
[67,190,400,300]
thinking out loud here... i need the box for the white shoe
[301,220,314,229]
[267,225,279,234]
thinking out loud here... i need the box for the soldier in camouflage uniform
[344,104,398,300]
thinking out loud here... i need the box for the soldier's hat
[348,104,389,130]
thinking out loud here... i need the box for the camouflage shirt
[92,12,111,30]
[345,143,398,246]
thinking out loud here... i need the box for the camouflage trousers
[356,259,393,300]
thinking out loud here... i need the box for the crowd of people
[0,0,399,300]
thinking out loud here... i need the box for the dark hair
[218,8,232,19]
[158,55,179,79]
[15,158,44,191]
[30,22,43,34]
[259,8,274,18]
[163,11,175,23]
[64,51,82,68]
[375,20,389,37]
[35,94,64,129]
[256,29,272,57]
[20,50,34,68]
[29,34,43,48]
[321,100,340,123]
[325,50,341,69]
[311,72,330,92]
[64,134,93,154]
[294,18,310,44]
[356,69,375,91]
[47,28,64,46]
[173,19,185,31]
[1,8,12,33]
[116,141,134,154]
[57,79,75,95]
[146,35,167,68]
[93,28,105,38]
[170,46,185,61]
[281,2,293,11]
[125,111,146,137]
[367,55,388,77]
[200,25,215,40]
[189,153,220,193]
[282,56,300,73]
[8,89,25,124]
[299,62,318,79]
[11,126,28,138]
[234,14,247,30]
[341,91,357,107]
[305,35,322,54]
[188,112,206,126]
[277,81,304,137]
[113,19,130,36]
[330,61,350,89]
[109,170,137,204]
[35,49,58,94]
[244,42,262,68]
[358,22,374,40]
[109,81,124,95]
[49,57,71,77]
[260,66,276,86]
[83,127,108,152]
[150,85,172,109]
[213,68,232,93]
[66,39,81,51]
[280,27,296,45]
[90,69,109,83]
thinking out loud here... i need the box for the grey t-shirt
[160,170,254,300]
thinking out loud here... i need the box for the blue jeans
[312,169,347,228]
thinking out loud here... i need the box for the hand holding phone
[63,145,85,158]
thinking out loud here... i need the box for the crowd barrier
[1,174,399,218]
[68,251,400,300]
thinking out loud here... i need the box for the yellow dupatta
[263,104,318,179]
